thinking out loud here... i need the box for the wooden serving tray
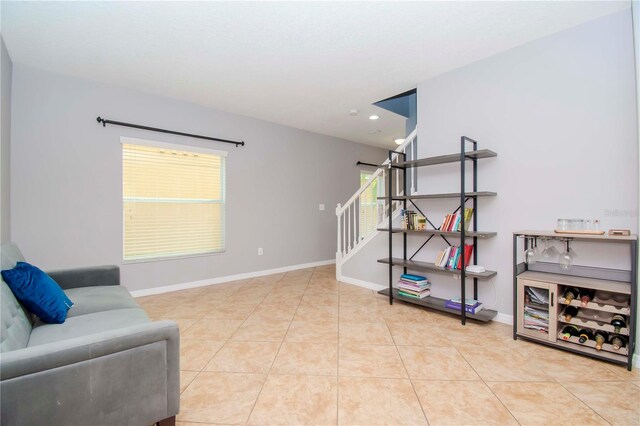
[554,229,605,235]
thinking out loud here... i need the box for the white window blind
[122,139,226,261]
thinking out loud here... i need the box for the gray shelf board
[378,257,497,279]
[397,149,497,168]
[378,288,497,322]
[514,230,637,243]
[517,270,631,293]
[378,228,497,238]
[377,191,497,201]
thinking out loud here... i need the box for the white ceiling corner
[0,1,630,149]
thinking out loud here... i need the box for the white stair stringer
[335,127,417,281]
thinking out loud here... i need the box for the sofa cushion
[27,308,150,348]
[2,262,74,324]
[0,243,32,353]
[63,286,141,318]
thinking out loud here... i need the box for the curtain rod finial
[96,116,106,127]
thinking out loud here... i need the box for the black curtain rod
[96,116,245,147]
[356,161,380,168]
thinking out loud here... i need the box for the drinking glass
[541,238,559,260]
[524,237,536,265]
[559,239,573,270]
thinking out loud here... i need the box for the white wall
[415,8,637,315]
[1,37,12,243]
[10,65,385,291]
[343,10,638,319]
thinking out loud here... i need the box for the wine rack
[556,334,629,357]
[513,231,637,371]
[557,314,630,336]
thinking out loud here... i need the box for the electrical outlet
[319,204,325,211]
[258,248,263,256]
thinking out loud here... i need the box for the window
[122,138,226,261]
[359,170,379,238]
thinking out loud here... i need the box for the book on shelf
[439,208,474,232]
[456,244,474,269]
[444,299,484,314]
[462,207,474,231]
[400,273,427,282]
[438,247,452,267]
[449,297,480,306]
[398,281,431,292]
[398,289,431,299]
[401,210,427,231]
[434,245,474,271]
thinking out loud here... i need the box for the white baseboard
[130,259,335,298]
[493,312,514,325]
[338,274,385,291]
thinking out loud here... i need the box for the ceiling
[0,1,630,148]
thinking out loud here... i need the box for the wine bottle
[578,328,594,344]
[594,331,609,350]
[563,306,579,321]
[579,288,595,307]
[563,287,580,304]
[610,314,627,333]
[609,334,627,351]
[560,325,579,341]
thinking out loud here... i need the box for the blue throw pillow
[1,261,74,324]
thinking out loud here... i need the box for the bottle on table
[609,334,627,351]
[610,315,627,333]
[560,325,580,341]
[594,331,609,351]
[563,306,579,321]
[563,287,580,304]
[579,288,595,307]
[578,328,594,344]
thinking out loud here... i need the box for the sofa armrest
[0,320,180,425]
[47,265,120,290]
[0,320,177,379]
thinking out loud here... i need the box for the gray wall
[343,10,638,319]
[10,65,385,291]
[1,37,12,243]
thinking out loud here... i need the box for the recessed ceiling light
[369,115,379,120]
[349,109,359,116]
[394,138,405,145]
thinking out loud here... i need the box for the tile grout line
[243,271,312,425]
[385,316,431,426]
[454,346,522,425]
[555,381,613,425]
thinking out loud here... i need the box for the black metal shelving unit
[378,136,498,325]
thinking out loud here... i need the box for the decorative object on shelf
[380,136,497,325]
[609,229,631,236]
[513,230,637,371]
[555,218,604,235]
[466,265,486,274]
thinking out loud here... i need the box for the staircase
[335,127,418,280]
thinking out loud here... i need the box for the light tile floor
[137,265,640,426]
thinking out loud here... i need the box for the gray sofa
[0,243,179,426]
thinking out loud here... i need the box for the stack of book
[401,210,426,231]
[440,208,474,232]
[397,274,431,299]
[434,244,473,270]
[444,298,484,314]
